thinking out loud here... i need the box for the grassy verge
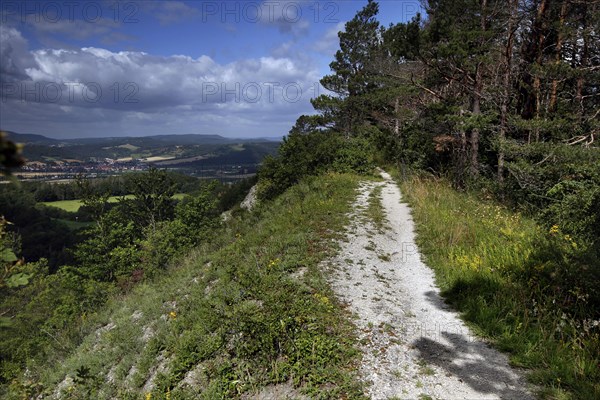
[392,171,599,400]
[10,173,366,399]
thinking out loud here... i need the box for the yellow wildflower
[314,293,331,306]
[169,311,177,319]
[563,234,577,249]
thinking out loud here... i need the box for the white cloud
[0,26,36,82]
[0,27,320,137]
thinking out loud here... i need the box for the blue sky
[1,0,422,139]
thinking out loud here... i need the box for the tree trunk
[470,0,487,177]
[549,1,568,113]
[575,4,589,120]
[519,0,549,142]
[471,65,482,176]
[498,0,518,183]
[533,0,549,142]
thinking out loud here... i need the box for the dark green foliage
[0,169,223,385]
[140,185,220,274]
[175,184,219,234]
[501,142,600,253]
[257,130,374,200]
[0,186,78,270]
[119,167,177,228]
[73,170,220,282]
[313,0,381,134]
[0,260,113,384]
[521,233,600,322]
[74,208,140,282]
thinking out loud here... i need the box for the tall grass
[393,171,599,400]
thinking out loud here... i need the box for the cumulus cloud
[13,47,319,110]
[0,26,320,137]
[1,3,135,48]
[0,26,35,82]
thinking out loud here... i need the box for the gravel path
[328,171,534,400]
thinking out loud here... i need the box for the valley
[4,131,280,183]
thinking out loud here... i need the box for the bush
[519,226,600,320]
[0,260,113,384]
[257,130,374,200]
[502,142,600,255]
[139,189,220,275]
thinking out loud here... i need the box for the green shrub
[257,131,373,200]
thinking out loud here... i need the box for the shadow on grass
[433,274,516,334]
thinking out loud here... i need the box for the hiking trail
[327,170,534,400]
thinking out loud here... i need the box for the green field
[42,193,187,212]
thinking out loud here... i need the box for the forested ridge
[0,0,598,398]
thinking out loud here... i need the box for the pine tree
[311,0,381,135]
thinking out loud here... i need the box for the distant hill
[4,131,280,146]
[62,134,234,146]
[3,130,280,166]
[3,131,62,145]
[144,134,233,145]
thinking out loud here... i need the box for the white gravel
[328,170,534,400]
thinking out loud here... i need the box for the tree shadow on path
[411,291,534,399]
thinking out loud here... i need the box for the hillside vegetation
[4,173,366,399]
[1,0,598,398]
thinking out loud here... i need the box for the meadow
[42,194,187,212]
